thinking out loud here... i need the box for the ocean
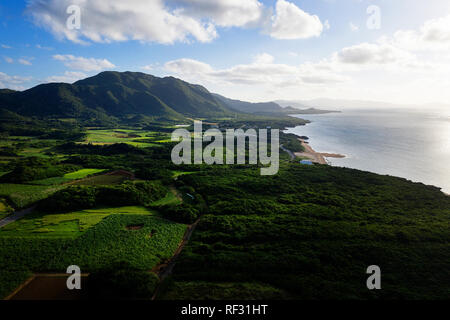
[285,109,450,193]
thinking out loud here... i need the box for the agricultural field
[0,211,187,298]
[0,184,64,209]
[0,136,62,159]
[84,129,170,147]
[30,169,106,186]
[48,214,187,271]
[63,168,106,179]
[0,206,157,239]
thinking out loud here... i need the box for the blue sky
[1,0,450,105]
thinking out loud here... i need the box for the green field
[84,129,165,147]
[0,184,64,208]
[0,211,187,298]
[0,206,157,239]
[48,214,187,271]
[63,169,106,179]
[151,191,182,207]
[30,169,107,186]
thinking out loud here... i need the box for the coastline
[294,139,345,165]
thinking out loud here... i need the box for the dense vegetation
[39,181,168,212]
[1,157,80,183]
[88,262,159,300]
[0,214,186,298]
[160,164,450,300]
[0,82,448,300]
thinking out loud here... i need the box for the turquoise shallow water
[285,109,450,193]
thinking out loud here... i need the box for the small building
[300,160,313,165]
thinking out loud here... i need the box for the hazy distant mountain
[0,71,232,121]
[276,99,404,111]
[213,94,310,115]
[213,93,286,114]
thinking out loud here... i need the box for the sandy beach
[294,139,345,164]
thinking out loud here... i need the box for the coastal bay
[285,109,450,193]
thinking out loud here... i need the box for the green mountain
[213,93,287,115]
[0,71,232,122]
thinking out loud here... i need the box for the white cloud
[0,72,32,90]
[27,0,324,44]
[4,57,14,64]
[53,55,115,72]
[27,0,218,44]
[336,43,414,65]
[268,0,323,40]
[165,58,213,75]
[171,0,264,27]
[163,13,450,104]
[1,44,12,49]
[253,53,275,64]
[391,14,450,52]
[18,58,33,66]
[141,64,159,72]
[164,53,345,88]
[46,71,87,83]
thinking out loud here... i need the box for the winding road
[280,144,296,161]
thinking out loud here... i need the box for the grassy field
[84,129,165,147]
[0,206,157,239]
[63,169,106,179]
[49,214,187,271]
[0,184,64,208]
[151,191,182,206]
[30,169,106,186]
[0,207,186,298]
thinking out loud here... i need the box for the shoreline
[294,139,346,165]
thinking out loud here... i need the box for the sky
[1,0,450,106]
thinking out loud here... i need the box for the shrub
[38,186,97,212]
[160,204,199,224]
[88,262,159,300]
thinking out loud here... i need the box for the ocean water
[285,109,450,193]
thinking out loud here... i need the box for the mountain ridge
[0,71,232,122]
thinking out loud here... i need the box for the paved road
[280,144,296,161]
[0,206,35,228]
